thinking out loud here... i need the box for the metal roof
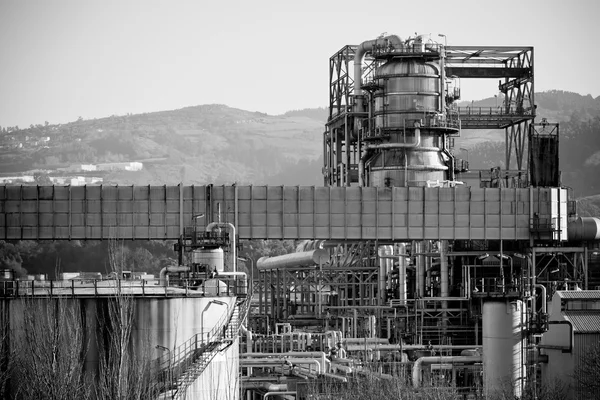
[563,311,600,333]
[556,290,600,300]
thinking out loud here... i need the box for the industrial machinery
[249,33,600,399]
[1,33,599,400]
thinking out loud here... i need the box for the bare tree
[94,239,159,400]
[574,342,600,400]
[11,298,90,400]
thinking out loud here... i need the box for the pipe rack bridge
[0,185,567,241]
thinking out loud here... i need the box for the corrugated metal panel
[557,290,600,300]
[0,185,552,240]
[564,311,600,333]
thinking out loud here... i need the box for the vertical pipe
[416,242,425,298]
[440,240,448,333]
[398,243,407,304]
[345,114,350,187]
[425,241,432,297]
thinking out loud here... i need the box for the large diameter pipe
[398,244,407,304]
[257,250,328,270]
[206,222,237,272]
[535,284,547,314]
[412,355,482,388]
[568,217,600,241]
[159,265,190,286]
[354,35,404,98]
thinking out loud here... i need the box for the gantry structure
[325,44,534,187]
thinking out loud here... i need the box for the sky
[1,0,599,128]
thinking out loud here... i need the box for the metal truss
[445,46,535,170]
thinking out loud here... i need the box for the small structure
[539,290,600,399]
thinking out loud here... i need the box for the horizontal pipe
[159,265,190,286]
[257,250,328,270]
[412,355,482,387]
[264,391,297,399]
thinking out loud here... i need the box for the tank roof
[556,290,600,300]
[563,311,600,333]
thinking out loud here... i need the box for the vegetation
[0,240,162,400]
[0,240,176,278]
[574,342,600,399]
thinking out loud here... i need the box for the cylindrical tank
[192,248,224,272]
[374,59,440,127]
[567,217,600,241]
[256,250,329,270]
[482,300,526,398]
[367,58,450,187]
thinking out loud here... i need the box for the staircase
[153,297,248,400]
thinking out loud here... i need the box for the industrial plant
[1,33,599,399]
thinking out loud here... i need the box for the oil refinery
[1,33,599,400]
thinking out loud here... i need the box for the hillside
[0,91,598,195]
[0,105,327,186]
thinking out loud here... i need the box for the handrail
[458,105,534,116]
[154,299,240,396]
[0,277,249,298]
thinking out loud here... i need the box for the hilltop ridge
[0,90,598,196]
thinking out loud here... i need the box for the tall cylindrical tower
[482,300,527,398]
[360,35,460,187]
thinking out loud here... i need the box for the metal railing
[458,105,534,117]
[0,277,248,298]
[155,299,240,397]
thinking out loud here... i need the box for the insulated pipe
[264,392,297,399]
[535,284,547,314]
[346,344,482,352]
[257,250,328,270]
[240,324,253,354]
[358,149,372,187]
[240,359,322,375]
[261,383,288,391]
[415,242,425,298]
[354,35,404,98]
[378,246,392,305]
[242,352,329,374]
[159,265,190,286]
[206,222,237,272]
[440,240,449,331]
[567,217,600,241]
[398,244,407,304]
[412,355,482,388]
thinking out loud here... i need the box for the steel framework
[324,44,535,186]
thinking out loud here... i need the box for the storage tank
[192,248,225,272]
[482,300,526,398]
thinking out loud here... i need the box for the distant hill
[0,91,598,197]
[0,105,325,186]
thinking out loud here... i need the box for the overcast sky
[1,0,598,127]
